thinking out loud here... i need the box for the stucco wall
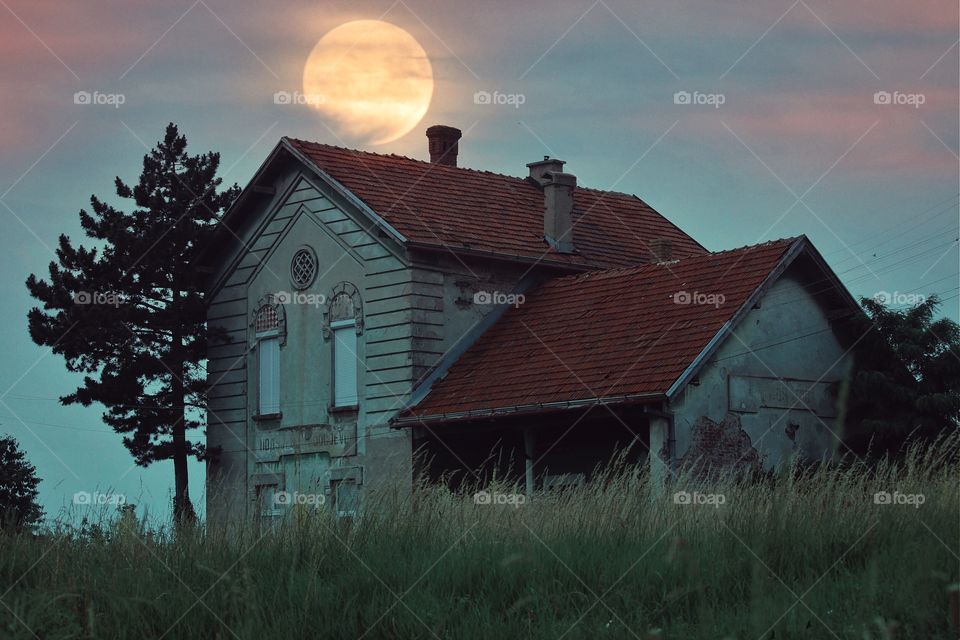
[670,265,851,473]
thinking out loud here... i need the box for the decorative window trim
[322,282,363,340]
[290,246,318,290]
[251,294,287,346]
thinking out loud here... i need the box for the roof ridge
[548,236,802,285]
[285,137,665,200]
[285,136,530,183]
[704,235,803,257]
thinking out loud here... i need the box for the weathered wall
[244,183,371,515]
[205,162,416,526]
[205,157,546,527]
[669,264,851,474]
[205,165,304,527]
[365,254,539,496]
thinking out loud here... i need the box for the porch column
[648,415,671,491]
[523,428,535,496]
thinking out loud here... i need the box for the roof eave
[196,139,289,271]
[391,392,666,427]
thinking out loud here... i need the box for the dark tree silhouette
[842,294,960,455]
[0,435,43,530]
[25,124,240,522]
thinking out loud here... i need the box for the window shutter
[259,336,280,414]
[333,324,358,406]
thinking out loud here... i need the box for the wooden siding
[205,170,420,521]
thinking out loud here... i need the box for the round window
[290,248,317,289]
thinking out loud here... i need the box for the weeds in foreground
[1,435,958,639]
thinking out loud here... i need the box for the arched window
[324,283,363,408]
[252,296,285,417]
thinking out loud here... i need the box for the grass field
[1,437,958,640]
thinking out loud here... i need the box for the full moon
[303,20,433,145]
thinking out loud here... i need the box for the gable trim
[205,169,306,299]
[197,141,288,273]
[242,202,366,294]
[664,236,860,399]
[280,138,408,246]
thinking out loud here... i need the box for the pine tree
[25,124,240,522]
[0,435,43,530]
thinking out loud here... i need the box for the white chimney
[526,156,566,184]
[541,171,576,253]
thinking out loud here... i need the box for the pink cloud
[631,0,958,34]
[789,0,957,32]
[675,89,957,177]
[0,0,955,181]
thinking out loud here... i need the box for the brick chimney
[541,171,576,253]
[649,237,673,263]
[426,125,462,167]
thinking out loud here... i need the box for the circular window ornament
[290,247,317,289]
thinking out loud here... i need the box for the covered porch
[405,403,673,494]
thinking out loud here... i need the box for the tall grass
[1,435,957,639]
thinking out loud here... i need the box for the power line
[823,193,958,259]
[755,234,958,310]
[0,415,115,434]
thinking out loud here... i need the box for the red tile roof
[398,238,800,423]
[285,138,707,268]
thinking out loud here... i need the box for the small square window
[257,485,284,518]
[333,480,359,518]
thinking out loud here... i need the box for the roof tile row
[401,238,799,421]
[286,138,706,268]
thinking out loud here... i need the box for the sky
[0,0,957,523]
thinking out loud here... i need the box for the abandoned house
[201,124,861,524]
